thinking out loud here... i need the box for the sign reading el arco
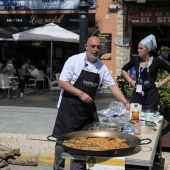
[128,11,170,25]
[0,13,95,27]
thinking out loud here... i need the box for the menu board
[99,33,112,60]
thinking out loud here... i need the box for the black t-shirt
[122,57,170,83]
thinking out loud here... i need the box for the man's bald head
[85,36,101,62]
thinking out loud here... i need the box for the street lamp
[79,0,90,53]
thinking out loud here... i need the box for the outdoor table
[61,120,163,170]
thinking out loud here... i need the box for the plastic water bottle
[124,107,131,125]
[130,67,136,80]
[145,109,154,124]
[134,120,141,138]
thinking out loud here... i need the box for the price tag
[86,156,125,170]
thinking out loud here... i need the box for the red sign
[128,11,170,25]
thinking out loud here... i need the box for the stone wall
[115,5,130,77]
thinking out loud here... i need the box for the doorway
[131,25,170,59]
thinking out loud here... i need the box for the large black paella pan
[49,131,141,156]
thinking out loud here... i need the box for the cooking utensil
[48,131,141,156]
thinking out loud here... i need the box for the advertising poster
[0,0,96,10]
[99,33,112,60]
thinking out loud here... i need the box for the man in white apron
[52,36,130,170]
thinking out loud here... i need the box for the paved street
[0,89,114,170]
[0,89,170,170]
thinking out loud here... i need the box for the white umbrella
[12,23,79,79]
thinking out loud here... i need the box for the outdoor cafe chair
[37,70,46,90]
[47,76,60,100]
[24,75,39,95]
[55,73,60,82]
[0,74,18,100]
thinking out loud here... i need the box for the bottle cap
[136,120,139,123]
[126,107,130,111]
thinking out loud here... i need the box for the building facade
[96,0,170,78]
[0,0,170,79]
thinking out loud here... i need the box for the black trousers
[20,75,35,93]
[53,144,86,170]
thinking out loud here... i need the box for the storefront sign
[99,33,112,60]
[0,13,95,27]
[128,11,170,25]
[0,0,96,10]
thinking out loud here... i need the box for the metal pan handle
[140,138,152,145]
[47,135,58,142]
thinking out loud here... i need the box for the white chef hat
[140,34,157,51]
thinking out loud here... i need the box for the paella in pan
[56,130,141,156]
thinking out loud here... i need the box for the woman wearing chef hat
[121,34,170,110]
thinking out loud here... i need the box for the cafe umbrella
[12,23,79,79]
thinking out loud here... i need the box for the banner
[0,0,96,10]
[0,13,95,27]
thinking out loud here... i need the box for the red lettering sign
[128,11,170,25]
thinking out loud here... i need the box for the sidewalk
[0,90,115,167]
[0,89,170,169]
[0,106,57,169]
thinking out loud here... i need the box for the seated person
[52,59,62,74]
[2,59,17,89]
[20,63,39,97]
[2,59,16,77]
[37,59,47,75]
[20,58,31,77]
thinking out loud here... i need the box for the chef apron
[130,67,159,111]
[52,68,100,137]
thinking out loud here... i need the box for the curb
[20,152,55,164]
[20,153,70,165]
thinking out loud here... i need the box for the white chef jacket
[57,52,115,108]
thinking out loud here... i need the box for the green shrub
[116,74,133,98]
[157,71,170,111]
